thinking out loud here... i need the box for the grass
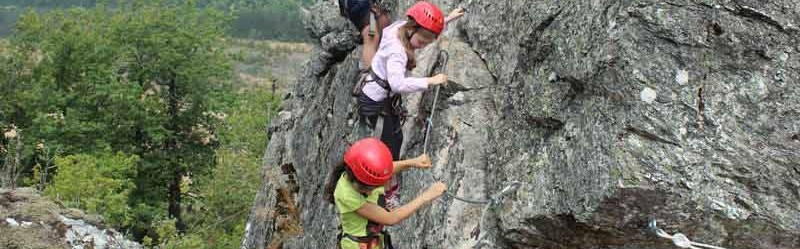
[229,39,311,94]
[0,37,310,94]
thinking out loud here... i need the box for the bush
[176,88,280,249]
[45,151,138,227]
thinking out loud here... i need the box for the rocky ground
[0,188,141,249]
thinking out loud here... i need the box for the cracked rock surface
[242,1,800,248]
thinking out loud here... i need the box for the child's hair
[396,19,435,70]
[325,161,349,204]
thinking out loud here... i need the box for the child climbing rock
[338,0,393,69]
[354,1,464,209]
[325,138,446,249]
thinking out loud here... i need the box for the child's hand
[414,154,432,169]
[422,182,447,201]
[446,8,466,22]
[428,74,448,85]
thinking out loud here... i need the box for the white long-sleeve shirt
[363,21,428,102]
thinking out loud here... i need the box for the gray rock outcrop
[242,1,800,248]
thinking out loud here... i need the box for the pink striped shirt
[363,21,429,102]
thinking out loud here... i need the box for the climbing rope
[470,181,522,249]
[420,49,495,205]
[648,219,728,249]
[419,43,523,249]
[422,50,448,155]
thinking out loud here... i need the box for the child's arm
[360,27,381,69]
[444,8,466,24]
[356,182,446,225]
[393,154,432,173]
[385,53,430,93]
[385,54,447,93]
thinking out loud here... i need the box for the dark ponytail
[325,161,349,204]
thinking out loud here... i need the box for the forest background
[0,0,312,248]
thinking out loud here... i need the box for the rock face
[242,0,800,248]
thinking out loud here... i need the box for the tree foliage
[0,0,314,41]
[182,88,280,248]
[1,1,285,247]
[2,0,240,240]
[45,152,138,227]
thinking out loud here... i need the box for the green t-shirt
[334,174,385,249]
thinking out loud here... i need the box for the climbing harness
[337,229,395,249]
[648,219,728,249]
[354,69,408,122]
[353,67,407,139]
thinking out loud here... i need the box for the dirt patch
[0,225,69,249]
[1,190,25,207]
[0,188,69,248]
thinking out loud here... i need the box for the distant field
[0,37,310,94]
[0,3,312,41]
[0,7,23,37]
[230,39,311,94]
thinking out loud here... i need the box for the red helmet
[406,1,445,35]
[344,138,394,186]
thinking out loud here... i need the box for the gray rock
[5,218,19,227]
[243,1,800,249]
[60,215,142,249]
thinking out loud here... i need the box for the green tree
[6,0,235,237]
[11,6,145,155]
[108,0,234,234]
[45,152,138,227]
[179,88,280,248]
[2,0,291,245]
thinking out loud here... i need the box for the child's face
[410,29,436,49]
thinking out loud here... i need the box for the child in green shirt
[324,138,446,249]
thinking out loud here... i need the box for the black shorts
[339,0,372,31]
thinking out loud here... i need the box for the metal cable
[649,219,729,249]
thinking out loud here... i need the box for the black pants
[361,114,402,160]
[357,95,403,210]
[357,93,402,160]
